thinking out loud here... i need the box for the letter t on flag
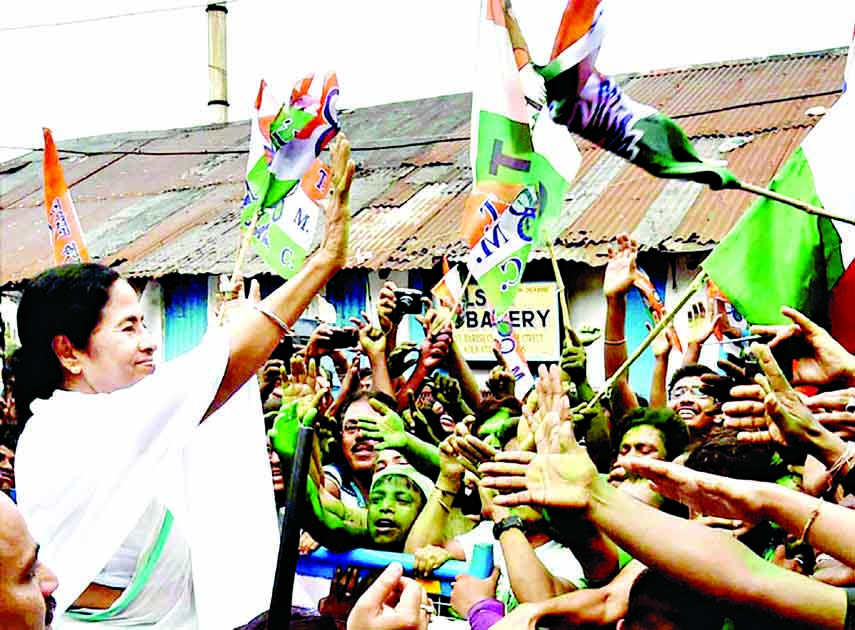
[43,128,90,265]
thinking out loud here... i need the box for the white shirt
[455,521,585,612]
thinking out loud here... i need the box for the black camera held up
[392,288,425,317]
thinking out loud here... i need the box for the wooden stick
[584,270,708,410]
[217,211,261,325]
[231,211,261,286]
[434,267,473,334]
[547,241,574,341]
[737,181,855,226]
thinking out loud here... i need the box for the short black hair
[614,407,689,460]
[685,428,786,483]
[668,363,716,396]
[624,569,724,630]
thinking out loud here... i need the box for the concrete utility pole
[206,2,228,124]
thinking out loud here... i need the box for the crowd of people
[3,131,855,630]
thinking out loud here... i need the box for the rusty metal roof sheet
[1,48,846,283]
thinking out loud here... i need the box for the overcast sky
[1,0,852,163]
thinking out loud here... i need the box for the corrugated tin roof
[0,48,846,284]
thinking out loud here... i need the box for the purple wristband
[467,598,505,630]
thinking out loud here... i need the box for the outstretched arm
[481,413,848,629]
[208,135,355,416]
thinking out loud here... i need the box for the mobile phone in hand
[325,327,359,348]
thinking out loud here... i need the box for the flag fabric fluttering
[703,34,855,351]
[241,74,339,279]
[42,128,90,265]
[462,0,580,316]
[537,0,739,191]
[431,260,465,310]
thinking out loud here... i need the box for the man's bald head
[0,494,58,629]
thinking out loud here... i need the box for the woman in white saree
[11,137,355,630]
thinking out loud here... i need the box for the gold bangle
[795,497,824,546]
[603,338,626,345]
[254,304,291,336]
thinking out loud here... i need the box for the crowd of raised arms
[4,134,855,630]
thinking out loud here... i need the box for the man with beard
[667,364,720,450]
[0,493,58,629]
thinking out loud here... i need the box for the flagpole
[434,267,473,334]
[584,270,707,411]
[216,211,260,324]
[737,181,855,226]
[547,242,574,341]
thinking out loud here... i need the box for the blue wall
[163,276,209,360]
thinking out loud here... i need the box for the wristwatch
[492,514,525,539]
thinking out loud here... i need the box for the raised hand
[686,299,723,347]
[624,457,766,525]
[751,306,855,388]
[356,398,409,450]
[481,410,598,511]
[603,233,641,299]
[420,325,452,373]
[646,313,672,359]
[322,134,355,266]
[268,400,318,459]
[377,281,402,334]
[560,328,589,382]
[804,388,855,441]
[486,346,516,399]
[347,562,430,630]
[736,344,827,459]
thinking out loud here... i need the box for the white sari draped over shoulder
[16,329,280,630]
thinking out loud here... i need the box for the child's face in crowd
[374,449,407,474]
[367,476,425,549]
[341,400,379,474]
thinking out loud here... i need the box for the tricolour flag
[538,0,739,190]
[241,74,339,279]
[462,0,580,316]
[703,36,855,350]
[431,260,464,310]
[42,128,90,265]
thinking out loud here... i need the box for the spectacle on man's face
[668,376,717,430]
[0,497,58,630]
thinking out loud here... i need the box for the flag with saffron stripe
[462,0,581,317]
[241,74,339,278]
[42,128,90,265]
[703,35,855,351]
[538,0,739,190]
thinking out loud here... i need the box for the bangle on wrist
[826,443,855,494]
[254,304,291,337]
[795,497,824,546]
[429,488,454,512]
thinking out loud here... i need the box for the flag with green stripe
[537,0,739,191]
[461,0,580,316]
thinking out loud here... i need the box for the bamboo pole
[547,241,574,341]
[737,181,855,226]
[434,267,473,334]
[584,270,708,410]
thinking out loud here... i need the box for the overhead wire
[0,0,240,33]
[0,86,841,159]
